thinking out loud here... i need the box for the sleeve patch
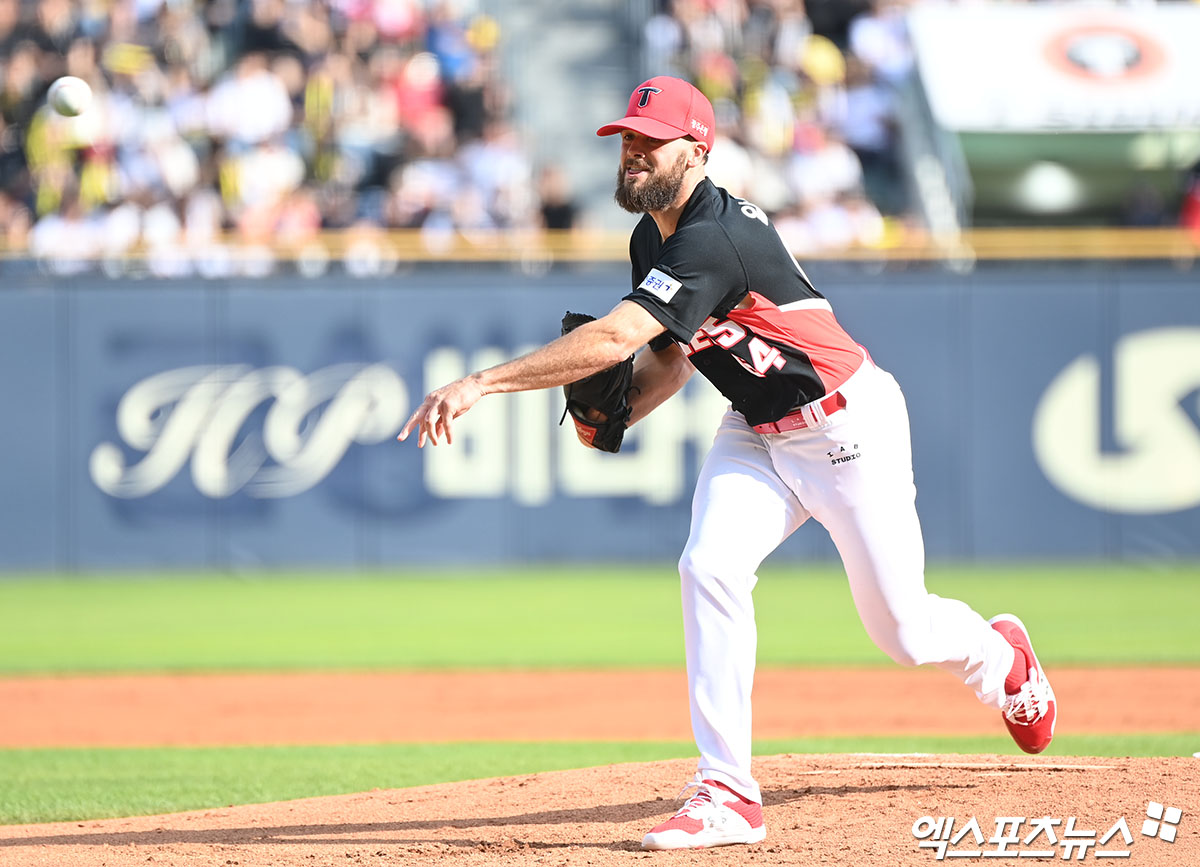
[637,268,683,304]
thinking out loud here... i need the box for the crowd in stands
[0,0,929,269]
[642,0,914,254]
[1,0,1198,272]
[1,0,543,272]
[644,0,1200,251]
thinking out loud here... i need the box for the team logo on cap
[636,86,662,107]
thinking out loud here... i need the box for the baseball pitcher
[399,76,1056,851]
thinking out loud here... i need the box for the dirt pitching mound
[2,754,1196,866]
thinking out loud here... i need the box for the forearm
[628,344,693,426]
[473,325,633,395]
[474,301,665,396]
[400,300,666,449]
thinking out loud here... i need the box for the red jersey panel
[727,293,864,395]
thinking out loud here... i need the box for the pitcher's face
[614,132,693,214]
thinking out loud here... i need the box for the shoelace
[672,775,717,817]
[1003,667,1050,724]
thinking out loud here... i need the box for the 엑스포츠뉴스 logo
[913,802,1184,860]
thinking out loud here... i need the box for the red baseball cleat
[990,614,1057,754]
[641,775,765,850]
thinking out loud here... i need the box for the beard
[614,151,689,214]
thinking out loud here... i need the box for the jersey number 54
[680,316,787,377]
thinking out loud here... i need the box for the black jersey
[623,178,866,426]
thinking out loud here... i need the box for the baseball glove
[559,311,636,452]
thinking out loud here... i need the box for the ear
[689,141,708,168]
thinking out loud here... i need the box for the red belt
[752,392,847,435]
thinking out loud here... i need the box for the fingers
[397,379,480,448]
[431,397,459,446]
[397,413,418,443]
[397,397,451,447]
[398,403,434,447]
[398,405,433,446]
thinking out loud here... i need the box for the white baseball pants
[679,360,1016,804]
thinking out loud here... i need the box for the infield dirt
[2,667,1198,746]
[1,754,1197,866]
[1,668,1198,865]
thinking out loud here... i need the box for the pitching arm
[398,301,665,448]
[627,341,694,427]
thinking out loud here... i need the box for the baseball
[47,76,92,117]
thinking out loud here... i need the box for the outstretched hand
[398,377,486,447]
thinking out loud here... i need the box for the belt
[752,391,847,435]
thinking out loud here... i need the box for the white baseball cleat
[641,775,766,850]
[990,613,1057,754]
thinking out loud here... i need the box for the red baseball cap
[596,76,715,151]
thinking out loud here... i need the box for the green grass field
[1,563,1197,824]
[2,564,1198,673]
[3,734,1196,826]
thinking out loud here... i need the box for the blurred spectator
[848,0,914,86]
[643,5,685,76]
[786,124,863,209]
[834,55,902,214]
[0,186,31,247]
[705,129,755,200]
[27,185,97,271]
[1122,181,1167,228]
[206,52,294,148]
[805,0,873,50]
[457,119,533,228]
[29,0,79,63]
[536,163,578,231]
[0,0,19,54]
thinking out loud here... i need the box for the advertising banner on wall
[908,3,1200,132]
[906,3,1200,219]
[0,264,1198,569]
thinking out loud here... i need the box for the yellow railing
[936,228,1200,262]
[2,227,1198,264]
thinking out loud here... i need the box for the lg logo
[1032,327,1200,514]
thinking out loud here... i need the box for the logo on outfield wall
[1032,327,1200,514]
[88,352,728,504]
[89,364,409,498]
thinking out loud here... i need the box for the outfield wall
[1,263,1198,569]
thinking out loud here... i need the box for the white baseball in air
[47,76,92,117]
